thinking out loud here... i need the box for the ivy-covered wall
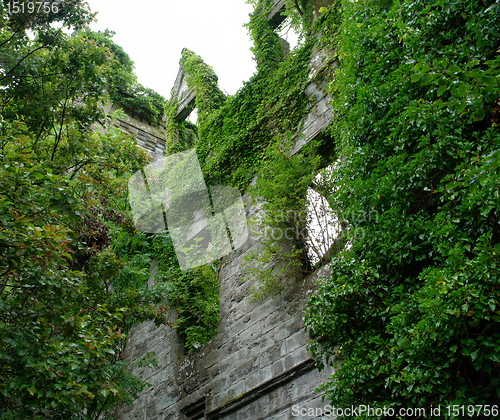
[154,0,343,351]
[112,1,340,419]
[165,0,319,190]
[117,0,500,418]
[306,0,500,415]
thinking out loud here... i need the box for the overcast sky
[84,0,258,99]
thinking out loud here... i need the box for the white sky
[85,0,257,99]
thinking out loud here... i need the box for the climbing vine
[246,0,287,72]
[243,138,323,300]
[180,49,226,122]
[197,39,314,189]
[305,0,500,414]
[164,49,225,154]
[160,0,330,338]
[146,234,219,353]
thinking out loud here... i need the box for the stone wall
[112,232,336,420]
[112,77,337,419]
[112,2,338,419]
[103,104,167,159]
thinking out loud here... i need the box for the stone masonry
[113,241,335,420]
[112,1,338,419]
[100,103,168,159]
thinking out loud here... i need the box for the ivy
[152,0,319,349]
[135,234,219,353]
[244,138,323,300]
[247,0,288,72]
[164,49,225,154]
[305,0,500,414]
[196,39,313,190]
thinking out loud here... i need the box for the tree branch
[294,0,304,16]
[0,43,49,82]
[0,27,63,82]
[51,84,73,161]
[0,21,26,49]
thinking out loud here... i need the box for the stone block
[286,330,309,354]
[267,0,286,28]
[244,367,274,391]
[146,401,157,419]
[229,358,258,384]
[284,346,310,372]
[272,357,286,377]
[259,341,287,368]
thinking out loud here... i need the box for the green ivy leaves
[306,0,500,413]
[411,56,500,122]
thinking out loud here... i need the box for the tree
[0,2,170,418]
[82,30,166,126]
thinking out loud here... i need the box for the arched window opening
[304,165,347,268]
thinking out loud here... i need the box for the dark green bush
[305,0,500,416]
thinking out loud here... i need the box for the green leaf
[411,73,425,82]
[437,84,448,97]
[457,84,468,97]
[447,64,462,74]
[27,384,37,396]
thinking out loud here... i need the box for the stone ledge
[206,359,316,419]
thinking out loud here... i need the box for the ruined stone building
[112,1,338,418]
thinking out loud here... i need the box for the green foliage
[244,138,322,299]
[161,1,319,312]
[247,0,315,40]
[164,49,224,154]
[164,97,180,153]
[305,0,500,415]
[0,6,170,417]
[247,0,288,72]
[0,117,162,418]
[145,234,219,353]
[197,40,313,189]
[83,30,166,126]
[161,10,315,339]
[1,31,109,147]
[180,49,226,124]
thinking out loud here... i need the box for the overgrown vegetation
[0,2,169,417]
[147,234,219,353]
[305,0,500,416]
[3,0,498,416]
[160,0,317,314]
[83,30,166,126]
[165,0,313,189]
[244,139,323,300]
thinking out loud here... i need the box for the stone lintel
[175,90,196,121]
[171,63,196,122]
[267,0,286,29]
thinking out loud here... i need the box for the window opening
[277,16,300,50]
[187,108,198,125]
[305,165,347,267]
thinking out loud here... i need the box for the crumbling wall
[112,232,335,420]
[112,1,338,419]
[113,108,167,159]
